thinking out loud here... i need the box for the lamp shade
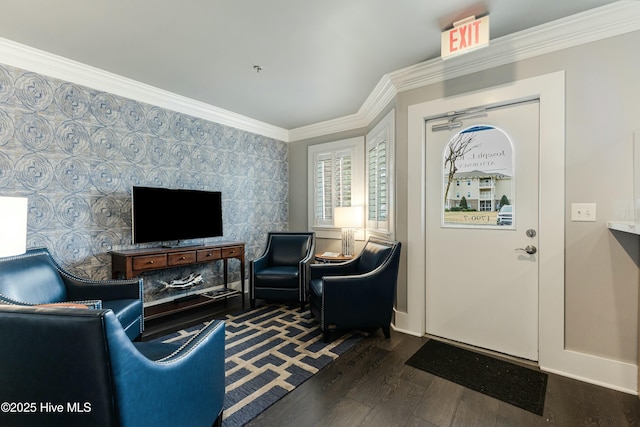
[334,206,363,228]
[0,196,28,257]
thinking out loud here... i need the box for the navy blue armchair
[249,232,315,309]
[309,238,401,342]
[0,247,143,340]
[0,304,225,427]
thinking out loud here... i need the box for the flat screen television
[132,186,223,244]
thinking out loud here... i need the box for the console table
[111,242,245,322]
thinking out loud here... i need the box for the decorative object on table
[158,304,363,427]
[333,206,363,256]
[249,232,315,309]
[309,237,401,342]
[405,339,548,416]
[0,196,28,257]
[160,272,204,289]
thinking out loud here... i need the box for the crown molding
[288,70,398,142]
[287,113,366,142]
[0,1,638,144]
[289,0,640,142]
[0,37,289,142]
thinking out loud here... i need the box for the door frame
[402,71,565,371]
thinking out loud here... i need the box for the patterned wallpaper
[0,64,288,303]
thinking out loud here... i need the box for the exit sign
[441,15,490,59]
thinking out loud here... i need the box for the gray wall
[290,30,640,364]
[0,64,289,302]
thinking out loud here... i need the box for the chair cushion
[268,235,311,266]
[357,243,392,273]
[254,266,299,288]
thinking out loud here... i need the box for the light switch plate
[571,203,596,221]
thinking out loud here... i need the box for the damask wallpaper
[0,64,288,303]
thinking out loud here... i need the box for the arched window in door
[442,125,514,228]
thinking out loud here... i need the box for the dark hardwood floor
[153,296,640,426]
[249,332,640,427]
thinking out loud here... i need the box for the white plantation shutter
[368,141,387,223]
[315,153,333,223]
[366,109,394,236]
[334,150,352,208]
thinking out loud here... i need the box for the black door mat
[406,339,547,416]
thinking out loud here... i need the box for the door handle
[516,245,537,255]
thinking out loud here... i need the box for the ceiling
[0,0,621,130]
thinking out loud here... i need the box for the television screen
[132,186,223,244]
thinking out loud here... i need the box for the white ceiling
[0,0,621,130]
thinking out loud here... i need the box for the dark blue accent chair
[309,238,401,342]
[0,247,143,340]
[0,304,225,427]
[249,232,315,310]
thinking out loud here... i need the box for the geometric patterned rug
[159,304,364,426]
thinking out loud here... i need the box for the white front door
[425,100,540,361]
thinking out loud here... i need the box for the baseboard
[392,308,422,337]
[541,348,637,395]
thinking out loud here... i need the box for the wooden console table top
[110,241,244,257]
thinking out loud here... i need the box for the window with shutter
[366,109,395,237]
[308,137,364,237]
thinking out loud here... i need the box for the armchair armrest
[322,267,393,299]
[310,260,359,280]
[300,250,315,266]
[62,274,143,302]
[107,314,226,427]
[152,320,225,365]
[299,249,315,292]
[251,251,269,271]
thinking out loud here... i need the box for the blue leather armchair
[0,304,225,427]
[0,247,143,340]
[249,232,315,309]
[309,238,401,342]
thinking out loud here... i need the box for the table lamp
[0,196,28,257]
[334,206,363,256]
